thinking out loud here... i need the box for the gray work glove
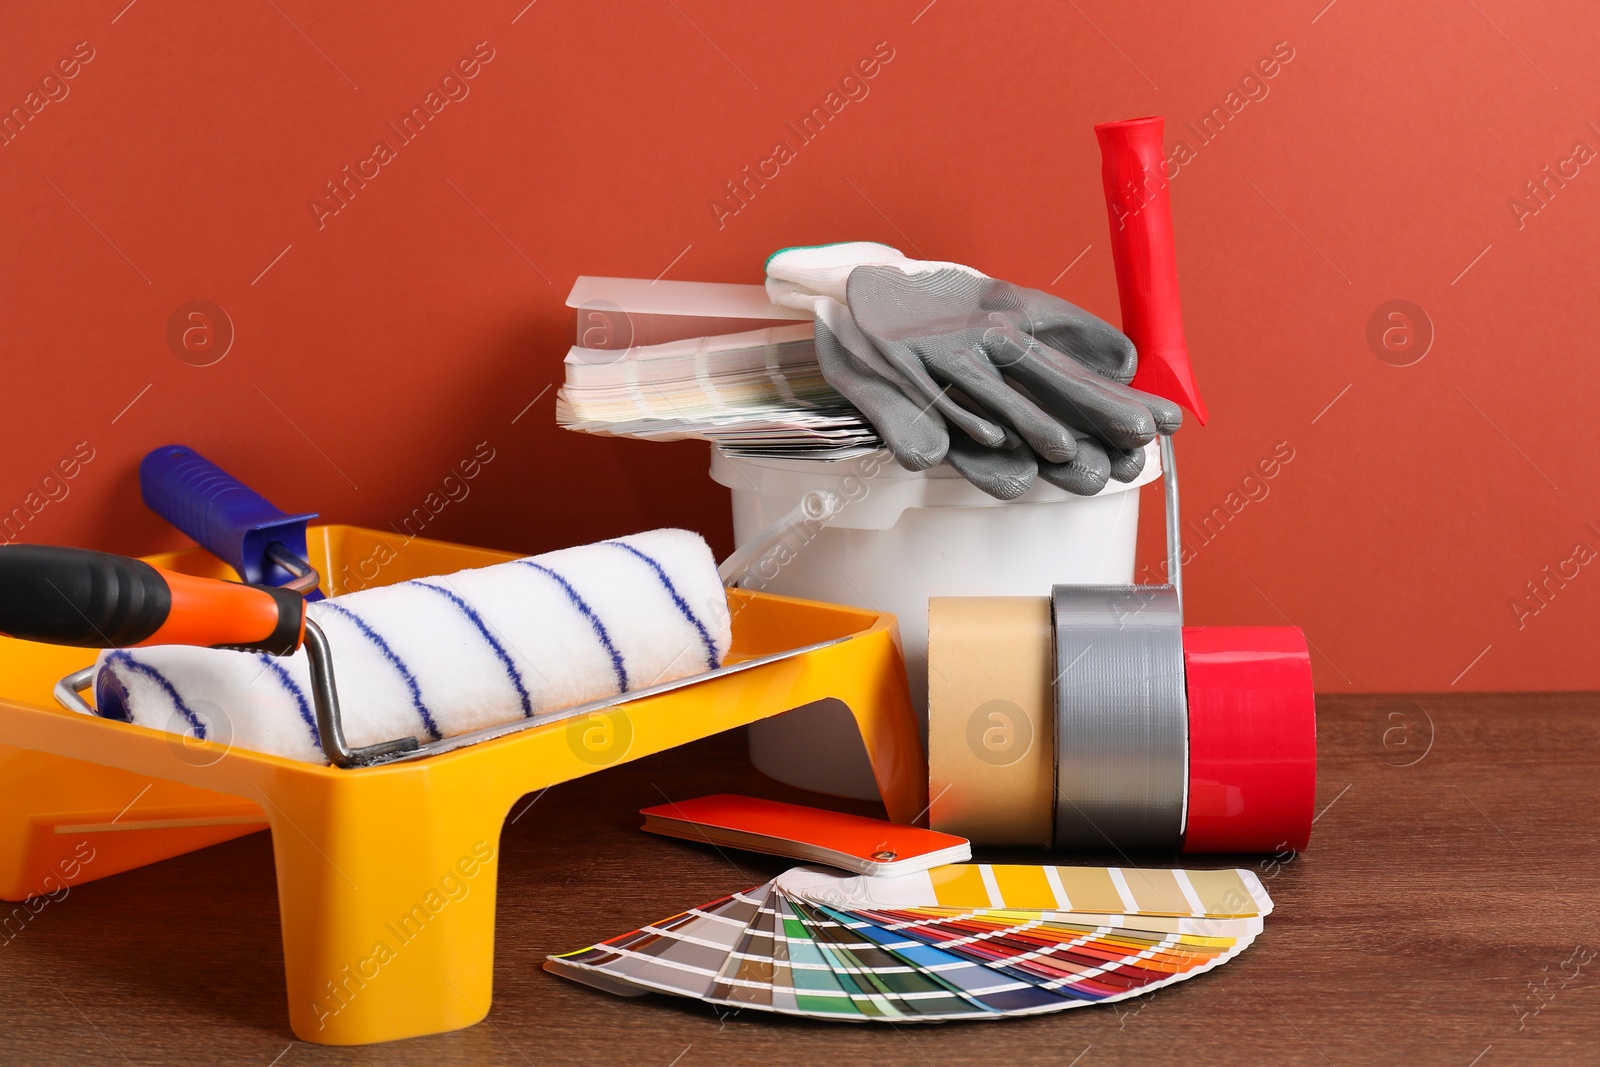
[767,242,1181,499]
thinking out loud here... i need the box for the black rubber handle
[0,546,171,646]
[0,545,303,654]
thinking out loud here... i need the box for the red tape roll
[1181,626,1316,854]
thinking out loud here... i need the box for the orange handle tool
[0,545,304,654]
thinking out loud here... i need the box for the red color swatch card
[639,794,971,877]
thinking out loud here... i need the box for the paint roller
[926,116,1315,856]
[9,446,868,768]
[0,526,746,767]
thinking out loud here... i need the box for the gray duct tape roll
[1051,583,1188,852]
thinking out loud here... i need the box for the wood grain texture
[1,693,1597,1065]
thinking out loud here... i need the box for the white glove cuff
[765,241,983,310]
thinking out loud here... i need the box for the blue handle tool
[139,444,324,600]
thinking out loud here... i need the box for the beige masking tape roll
[927,596,1054,847]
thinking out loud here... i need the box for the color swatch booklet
[546,863,1273,1022]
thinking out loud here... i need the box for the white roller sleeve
[93,528,731,764]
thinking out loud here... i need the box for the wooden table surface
[2,693,1597,1066]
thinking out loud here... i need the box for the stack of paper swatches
[556,324,881,460]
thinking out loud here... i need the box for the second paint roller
[926,117,1316,856]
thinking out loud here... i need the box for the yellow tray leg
[262,769,509,1045]
[828,628,928,825]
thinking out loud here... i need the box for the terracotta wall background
[3,1,1597,692]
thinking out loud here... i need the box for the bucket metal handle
[1159,435,1182,612]
[717,489,843,588]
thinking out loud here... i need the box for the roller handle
[1095,116,1208,425]
[139,445,322,599]
[0,545,305,654]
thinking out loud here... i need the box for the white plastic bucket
[710,444,1161,801]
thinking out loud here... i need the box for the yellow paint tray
[0,524,925,1044]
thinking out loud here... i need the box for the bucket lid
[711,443,1161,531]
[1181,626,1317,854]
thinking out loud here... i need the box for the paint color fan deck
[545,863,1273,1022]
